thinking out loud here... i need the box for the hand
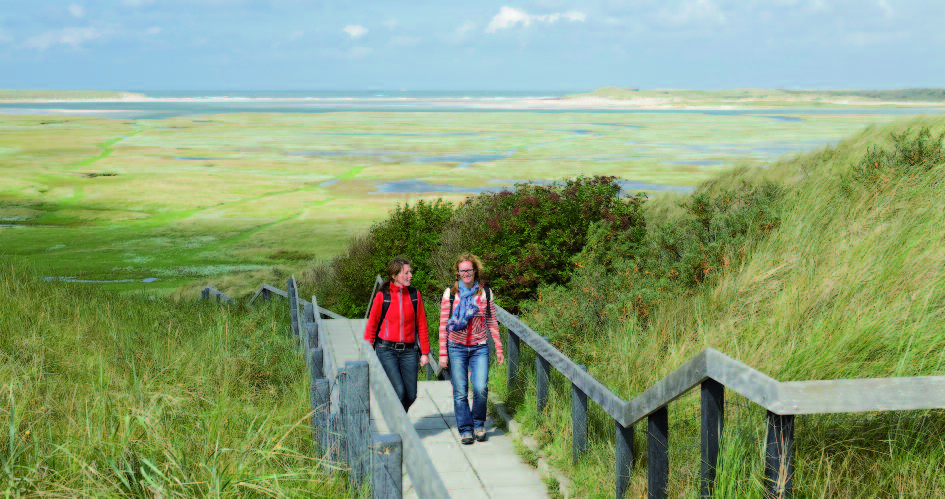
[420,355,428,367]
[497,352,505,365]
[439,357,448,369]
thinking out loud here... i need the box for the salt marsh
[0,108,933,295]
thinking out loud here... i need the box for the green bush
[521,175,784,351]
[645,177,784,290]
[848,126,945,189]
[312,199,455,317]
[456,176,647,311]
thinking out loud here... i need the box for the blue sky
[0,0,941,91]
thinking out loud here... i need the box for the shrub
[521,176,784,350]
[848,126,945,190]
[312,199,455,317]
[448,176,647,311]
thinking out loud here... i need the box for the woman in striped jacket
[438,253,504,445]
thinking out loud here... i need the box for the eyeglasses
[457,269,475,275]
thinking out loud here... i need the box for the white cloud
[343,25,368,39]
[671,0,726,25]
[456,20,476,36]
[877,0,894,18]
[383,19,397,30]
[69,4,85,18]
[563,12,586,22]
[23,27,103,50]
[289,30,304,40]
[486,7,532,32]
[485,6,586,33]
[146,26,161,35]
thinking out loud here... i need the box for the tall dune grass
[0,261,345,497]
[498,116,945,496]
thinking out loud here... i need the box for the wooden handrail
[494,300,945,498]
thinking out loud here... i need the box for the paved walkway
[320,317,549,498]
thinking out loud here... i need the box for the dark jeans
[448,341,490,435]
[375,343,420,412]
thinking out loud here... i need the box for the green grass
[0,260,347,496]
[487,116,945,497]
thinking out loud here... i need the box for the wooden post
[701,379,724,498]
[311,377,330,452]
[328,413,346,465]
[535,348,550,413]
[330,368,347,465]
[287,278,299,338]
[308,322,318,351]
[310,348,324,380]
[765,411,795,499]
[372,434,403,499]
[648,406,669,499]
[615,421,635,499]
[572,364,588,464]
[507,331,520,395]
[343,361,370,490]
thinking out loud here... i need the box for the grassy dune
[0,261,345,496]
[494,116,945,497]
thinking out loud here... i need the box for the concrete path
[320,317,549,498]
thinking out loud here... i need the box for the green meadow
[0,109,923,298]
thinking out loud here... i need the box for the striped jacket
[438,286,503,363]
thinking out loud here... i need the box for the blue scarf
[447,281,479,333]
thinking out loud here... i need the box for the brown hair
[451,252,485,296]
[384,256,412,288]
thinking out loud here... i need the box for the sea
[2,90,944,119]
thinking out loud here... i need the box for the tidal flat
[0,110,924,296]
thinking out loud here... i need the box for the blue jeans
[375,343,420,412]
[448,341,490,435]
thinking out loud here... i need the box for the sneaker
[461,433,475,445]
[475,429,488,442]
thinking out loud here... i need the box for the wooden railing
[204,278,945,498]
[494,304,945,498]
[295,277,450,499]
[199,285,234,304]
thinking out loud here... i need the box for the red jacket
[364,283,430,354]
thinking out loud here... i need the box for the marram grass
[0,261,346,497]
[489,116,945,497]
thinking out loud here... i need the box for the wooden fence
[494,304,945,499]
[293,277,450,499]
[202,279,945,499]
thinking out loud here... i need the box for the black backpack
[448,285,492,325]
[373,285,419,340]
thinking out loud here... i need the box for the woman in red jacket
[364,256,430,412]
